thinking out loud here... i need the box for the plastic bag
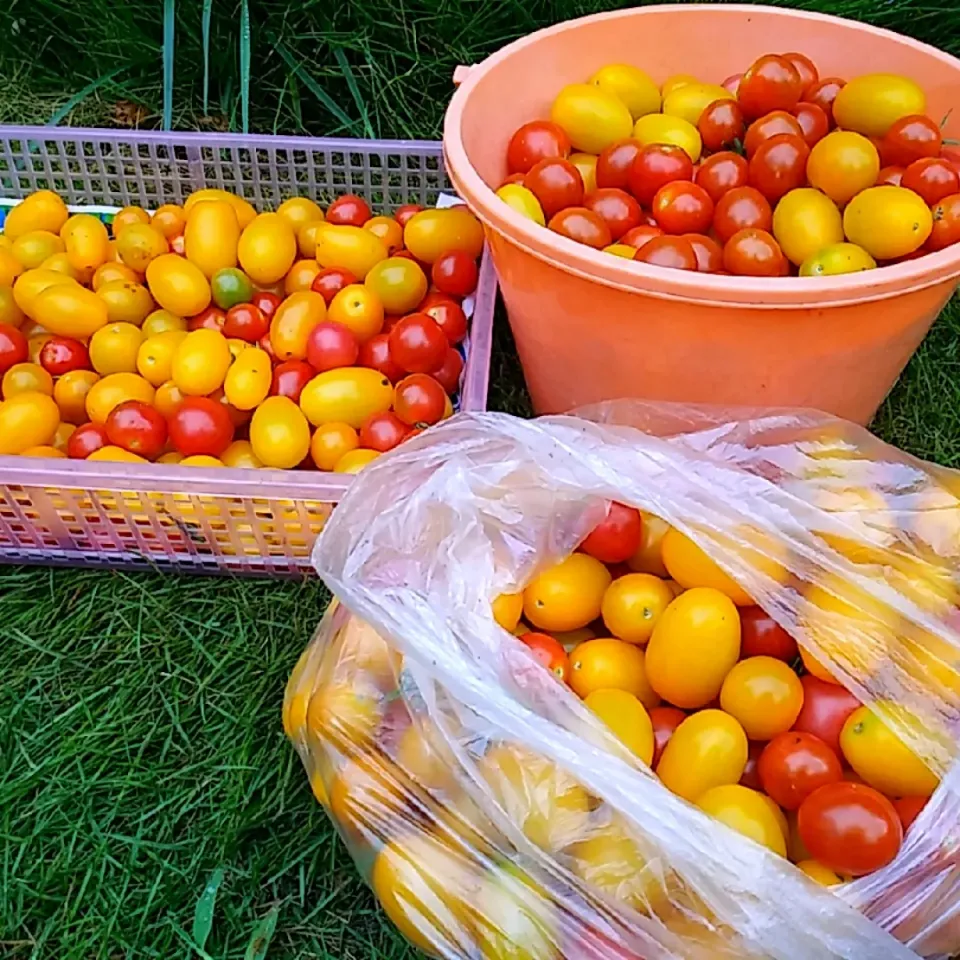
[285,403,960,959]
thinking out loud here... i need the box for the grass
[2,0,960,956]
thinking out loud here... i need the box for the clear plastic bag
[284,403,960,959]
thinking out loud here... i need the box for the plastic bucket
[444,4,960,424]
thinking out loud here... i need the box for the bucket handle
[453,65,475,86]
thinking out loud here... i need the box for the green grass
[3,0,960,956]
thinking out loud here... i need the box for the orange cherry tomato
[719,656,804,740]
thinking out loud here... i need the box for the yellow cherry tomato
[89,322,144,376]
[364,257,428,314]
[221,439,263,469]
[3,362,53,398]
[3,191,68,240]
[661,74,699,97]
[21,444,65,458]
[633,113,702,162]
[136,330,187,386]
[156,451,183,464]
[146,254,212,317]
[111,206,151,236]
[13,268,74,317]
[142,309,187,337]
[719,656,804,740]
[184,200,240,278]
[0,391,60,453]
[269,290,327,360]
[226,338,249,361]
[92,261,139,290]
[661,527,753,605]
[297,220,326,258]
[492,593,523,632]
[12,230,65,270]
[495,184,546,225]
[589,63,661,120]
[309,421,359,470]
[298,367,394,428]
[806,131,880,206]
[154,380,185,419]
[364,215,404,255]
[833,74,926,138]
[115,223,169,272]
[51,421,75,453]
[603,243,637,258]
[284,259,323,295]
[600,572,674,644]
[27,333,51,365]
[249,396,311,468]
[171,328,232,396]
[184,189,257,229]
[96,280,154,326]
[550,82,633,154]
[237,213,297,285]
[276,196,325,233]
[85,372,155,424]
[797,860,847,886]
[224,346,272,410]
[151,204,187,240]
[88,445,148,463]
[61,213,110,272]
[663,82,733,127]
[0,249,23,288]
[315,223,388,278]
[333,448,380,473]
[584,689,654,764]
[54,369,100,423]
[843,186,933,260]
[569,637,659,707]
[180,454,224,467]
[569,153,598,194]
[523,553,612,632]
[646,587,741,709]
[403,208,484,264]
[800,242,877,277]
[772,188,845,266]
[32,282,109,339]
[656,709,748,801]
[40,252,88,282]
[696,784,787,857]
[0,286,24,327]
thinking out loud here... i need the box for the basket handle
[453,64,475,86]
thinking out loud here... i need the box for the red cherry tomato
[431,251,479,298]
[270,359,315,403]
[722,73,743,96]
[748,133,809,202]
[713,187,773,243]
[305,320,360,372]
[596,139,643,190]
[791,102,830,147]
[548,207,612,249]
[393,373,447,426]
[698,99,746,152]
[258,331,276,360]
[188,306,226,332]
[524,158,585,219]
[0,323,28,375]
[798,782,902,877]
[739,740,765,790]
[876,166,905,186]
[394,204,425,228]
[39,336,89,376]
[628,144,694,206]
[882,115,942,168]
[250,290,281,320]
[431,347,464,394]
[650,706,686,767]
[695,152,749,203]
[783,52,819,96]
[359,410,411,452]
[580,501,643,563]
[723,228,784,277]
[806,77,846,125]
[651,181,714,234]
[634,236,698,271]
[325,194,371,227]
[421,298,468,346]
[311,266,358,305]
[928,193,960,251]
[940,146,960,178]
[388,312,448,374]
[743,110,805,158]
[223,303,269,342]
[739,607,798,661]
[620,224,664,250]
[358,332,406,383]
[507,121,572,174]
[168,396,235,457]
[583,187,643,240]
[105,399,168,460]
[901,157,960,206]
[892,796,927,832]
[519,631,570,682]
[67,422,109,459]
[791,675,860,755]
[682,233,723,273]
[758,731,843,810]
[738,54,804,119]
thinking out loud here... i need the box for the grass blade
[273,39,355,131]
[239,0,251,133]
[47,67,124,126]
[244,906,279,960]
[201,0,213,113]
[191,867,224,950]
[333,47,374,139]
[162,0,176,130]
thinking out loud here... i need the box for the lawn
[3,1,960,957]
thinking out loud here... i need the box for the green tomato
[210,267,254,309]
[799,242,877,277]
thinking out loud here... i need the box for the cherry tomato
[359,410,410,452]
[634,236,698,271]
[548,207,612,249]
[105,399,167,459]
[222,303,269,342]
[783,52,819,95]
[749,134,809,202]
[892,796,927,832]
[791,675,860,756]
[393,373,446,426]
[723,228,784,277]
[507,120,572,174]
[326,194,371,227]
[305,321,360,373]
[67,422,109,459]
[695,152,749,202]
[792,102,830,147]
[523,158,585,219]
[582,188,643,240]
[719,656,804,739]
[596,139,643,190]
[683,233,723,273]
[628,144,694,206]
[269,359,314,402]
[758,731,843,810]
[250,290,281,320]
[257,332,276,360]
[388,313,448,374]
[431,347,464,394]
[743,111,804,158]
[927,193,960,251]
[519,632,570,683]
[580,502,643,564]
[311,267,358,305]
[431,251,479,298]
[650,705,686,767]
[713,187,773,243]
[698,99,746,152]
[168,396,234,456]
[358,332,406,383]
[651,181,714,234]
[739,607,798,661]
[798,782,902,877]
[421,298,468,345]
[620,224,664,250]
[187,306,226,332]
[740,740,765,790]
[39,336,89,376]
[876,166,905,186]
[806,78,846,125]
[881,114,942,168]
[0,323,28,375]
[901,157,960,206]
[394,204,424,228]
[738,55,804,119]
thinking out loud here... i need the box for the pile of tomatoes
[0,187,483,471]
[498,54,960,276]
[492,504,937,883]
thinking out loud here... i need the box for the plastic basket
[0,126,495,575]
